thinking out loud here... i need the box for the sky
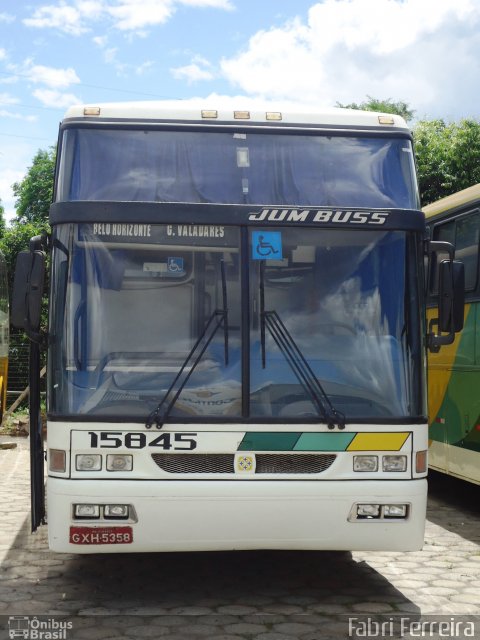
[1,0,480,222]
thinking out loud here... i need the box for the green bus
[425,183,480,485]
[0,251,8,421]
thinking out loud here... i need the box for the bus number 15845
[88,432,198,450]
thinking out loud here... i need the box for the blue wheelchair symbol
[167,257,184,273]
[252,231,283,260]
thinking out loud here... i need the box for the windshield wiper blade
[146,260,229,429]
[221,259,229,366]
[259,263,345,429]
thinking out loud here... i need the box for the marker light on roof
[378,115,395,125]
[201,110,218,119]
[234,111,250,119]
[266,112,282,121]
[84,107,101,116]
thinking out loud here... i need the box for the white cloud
[0,110,37,122]
[0,13,15,24]
[171,56,214,83]
[32,88,81,108]
[92,34,108,47]
[106,1,174,31]
[4,61,81,106]
[0,93,19,106]
[220,0,480,116]
[179,0,233,7]
[26,64,80,89]
[92,42,154,76]
[24,0,234,35]
[23,2,94,36]
[0,140,37,223]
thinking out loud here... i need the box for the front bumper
[47,477,427,553]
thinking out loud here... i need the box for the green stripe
[294,433,355,451]
[430,305,480,448]
[237,432,355,451]
[238,433,300,451]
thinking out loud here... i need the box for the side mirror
[438,260,465,333]
[11,250,46,340]
[427,240,465,352]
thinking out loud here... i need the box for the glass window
[49,224,242,419]
[57,128,419,210]
[249,228,421,419]
[49,225,423,422]
[432,211,479,292]
[455,213,479,290]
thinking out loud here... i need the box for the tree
[0,220,50,296]
[12,146,56,224]
[414,119,480,205]
[0,200,5,239]
[336,96,415,123]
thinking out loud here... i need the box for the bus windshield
[57,128,419,209]
[48,224,423,422]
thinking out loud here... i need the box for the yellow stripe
[347,432,410,451]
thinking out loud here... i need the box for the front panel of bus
[45,118,428,552]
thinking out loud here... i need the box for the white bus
[12,102,463,553]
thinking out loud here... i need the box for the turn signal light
[416,450,427,473]
[49,449,66,472]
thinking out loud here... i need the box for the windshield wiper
[146,260,229,429]
[259,262,345,430]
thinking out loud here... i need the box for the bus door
[0,251,9,421]
[11,239,47,531]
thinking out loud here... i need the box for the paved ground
[0,435,479,639]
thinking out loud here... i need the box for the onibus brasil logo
[8,616,73,639]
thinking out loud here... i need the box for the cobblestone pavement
[0,436,479,639]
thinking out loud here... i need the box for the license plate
[69,526,133,545]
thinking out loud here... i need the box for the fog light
[106,454,133,471]
[49,449,66,472]
[104,505,129,519]
[357,504,380,518]
[384,504,408,518]
[383,455,407,472]
[76,454,101,471]
[74,504,100,519]
[353,455,378,472]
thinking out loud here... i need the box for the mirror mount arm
[29,233,50,253]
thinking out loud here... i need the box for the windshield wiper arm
[146,260,229,429]
[259,263,345,429]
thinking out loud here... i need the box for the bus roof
[62,100,410,130]
[423,183,480,220]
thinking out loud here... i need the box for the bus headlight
[106,454,133,471]
[104,505,129,519]
[356,504,380,518]
[353,455,378,472]
[382,455,407,472]
[76,454,102,471]
[74,504,100,519]
[384,504,408,518]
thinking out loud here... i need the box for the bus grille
[151,453,336,475]
[152,454,234,474]
[255,454,336,474]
